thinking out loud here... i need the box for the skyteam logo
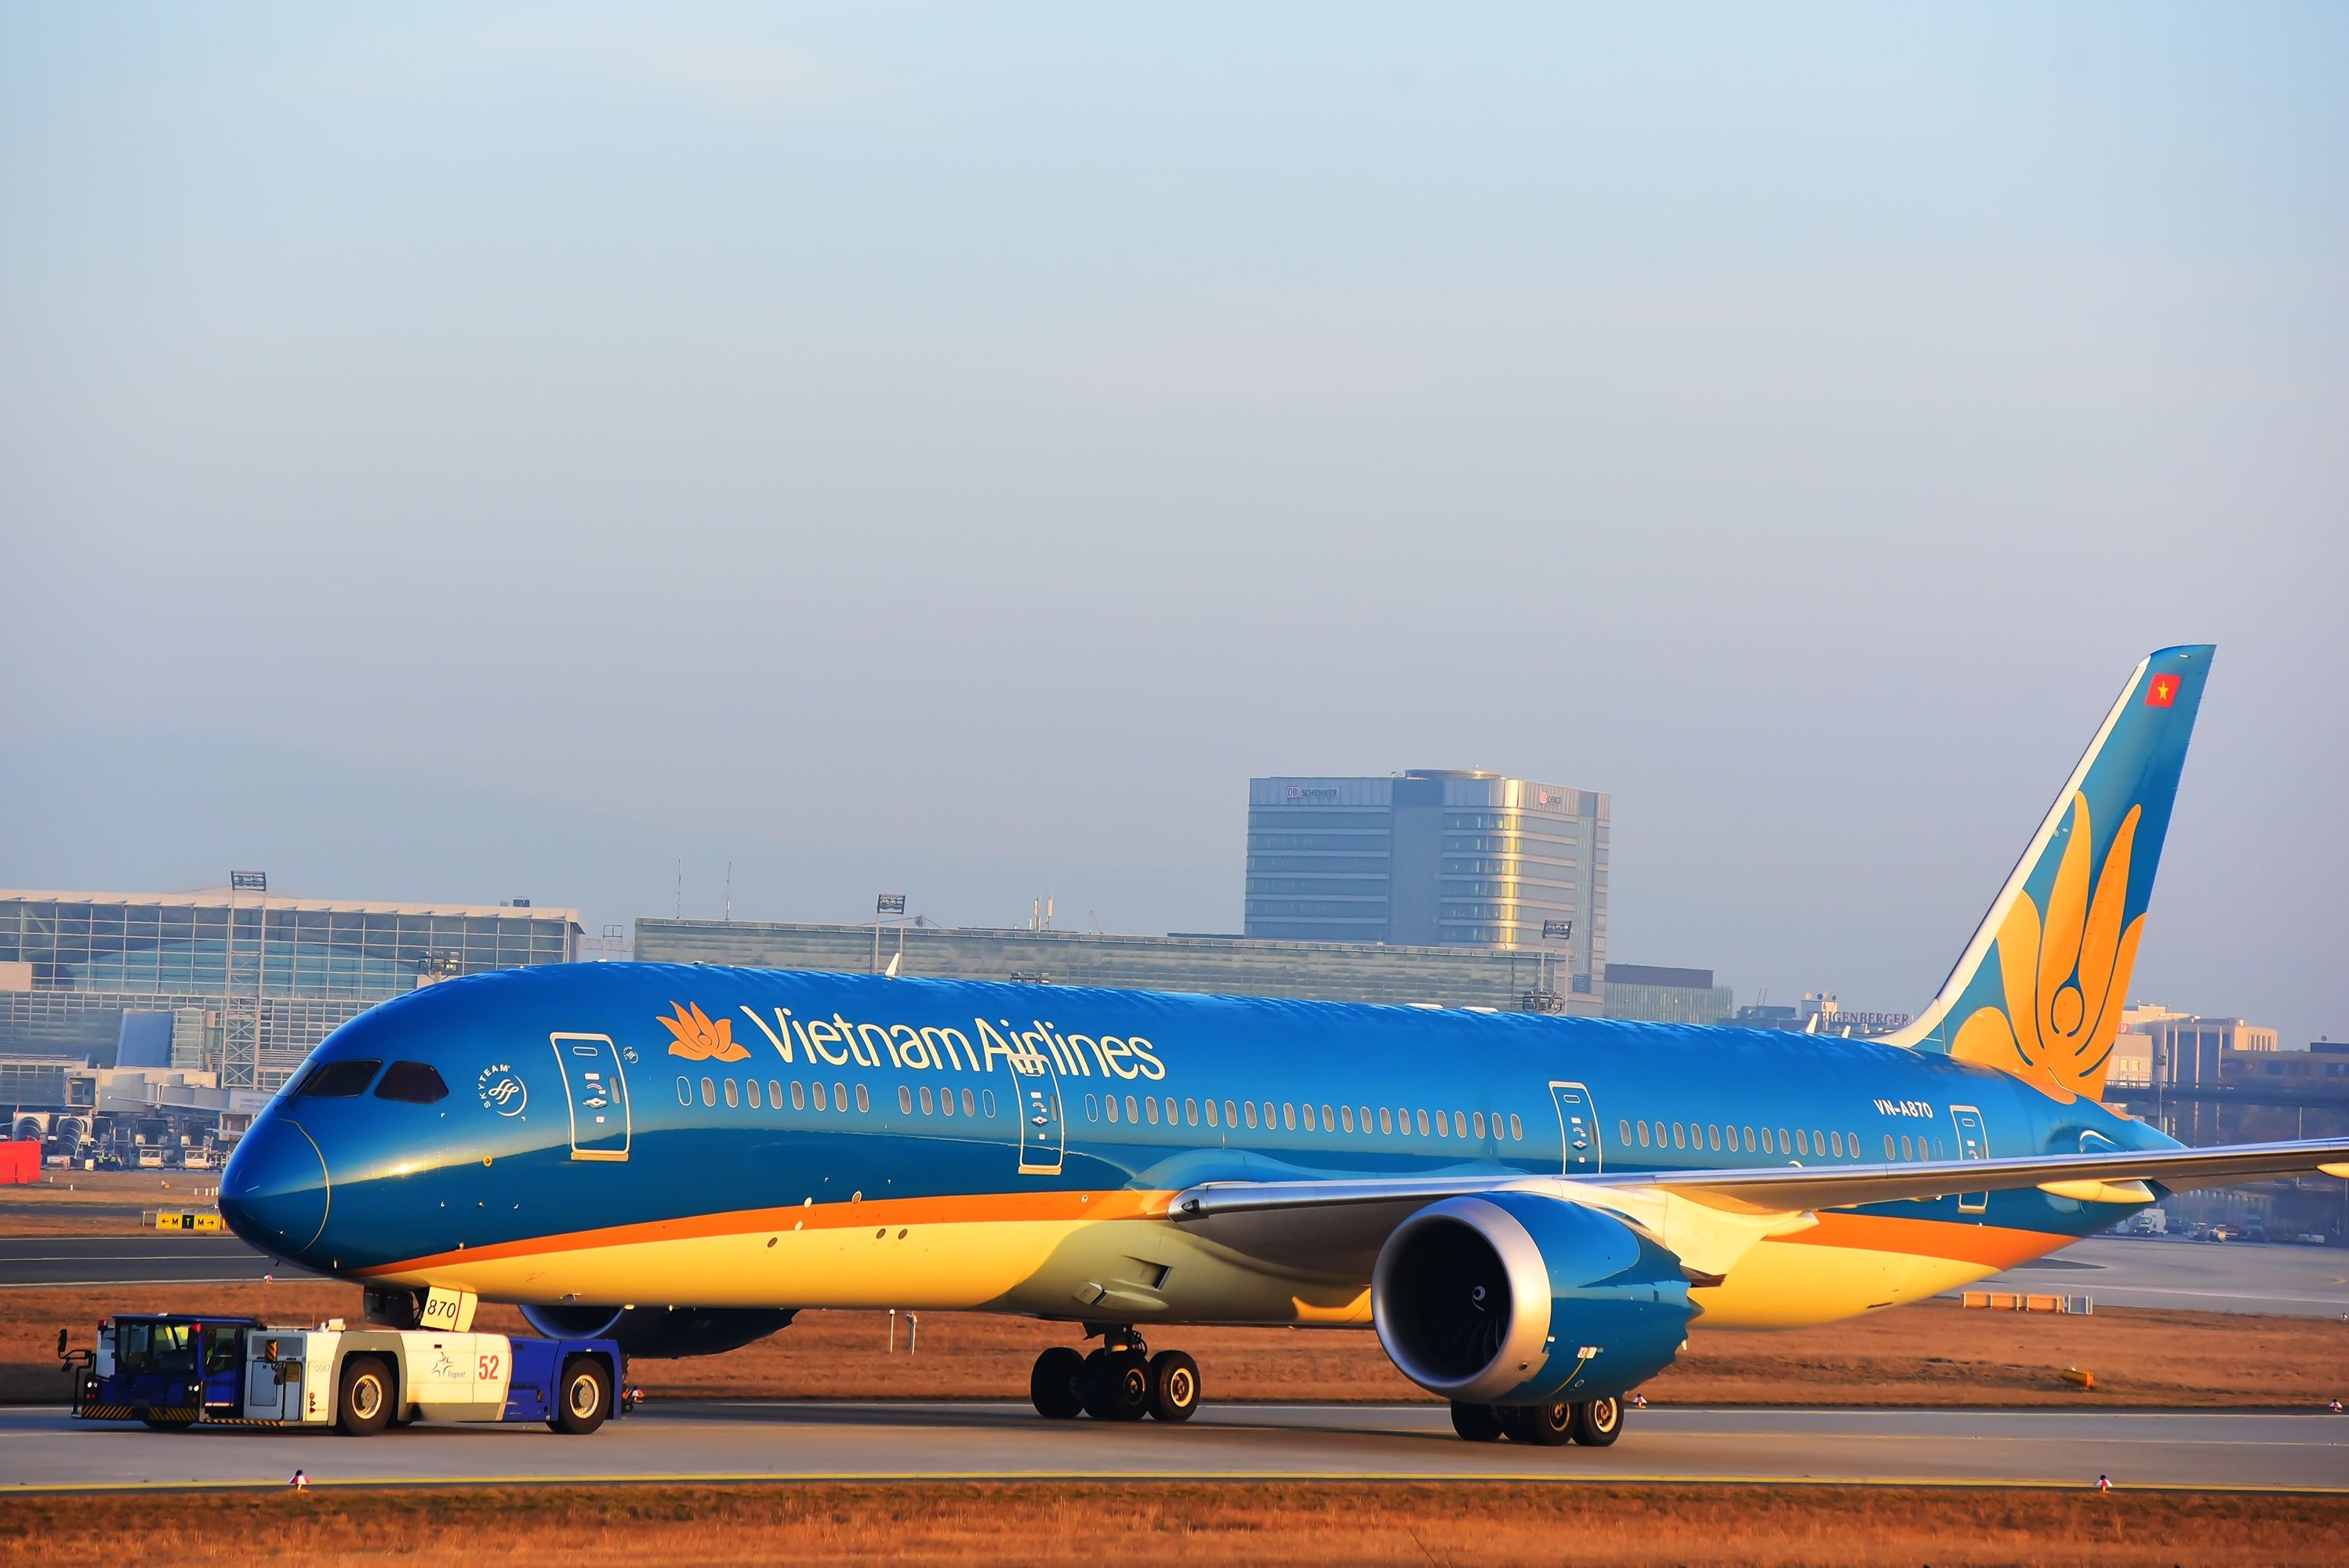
[475,1064,528,1117]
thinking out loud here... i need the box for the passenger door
[1011,1051,1064,1176]
[1550,1080,1602,1175]
[550,1033,632,1161]
[1950,1105,1989,1214]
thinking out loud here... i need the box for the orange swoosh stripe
[354,1188,1177,1277]
[1780,1210,2070,1269]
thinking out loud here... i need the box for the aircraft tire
[1145,1351,1200,1422]
[1030,1346,1087,1419]
[551,1356,612,1435]
[1449,1401,1505,1443]
[1085,1348,1151,1421]
[1512,1399,1575,1447]
[336,1356,394,1437]
[1570,1396,1624,1447]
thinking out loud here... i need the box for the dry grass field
[12,1279,2348,1409]
[4,1482,2344,1566]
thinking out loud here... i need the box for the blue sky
[2,5,2344,1043]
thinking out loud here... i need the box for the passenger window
[1222,1099,1236,1127]
[1434,1111,1448,1138]
[1378,1107,1392,1134]
[900,1085,914,1114]
[1243,1102,1258,1128]
[1743,1127,1755,1152]
[1636,1121,1650,1147]
[724,1080,739,1109]
[1127,1094,1142,1123]
[1084,1094,1098,1122]
[768,1080,782,1109]
[1186,1098,1199,1126]
[1759,1127,1773,1153]
[1884,1134,1894,1160]
[792,1080,807,1110]
[677,1076,691,1107]
[748,1079,762,1109]
[847,1083,861,1113]
[701,1077,716,1107]
[1707,1125,1720,1151]
[1107,1096,1121,1123]
[811,1082,826,1111]
[374,1062,448,1104]
[1778,1128,1790,1153]
[1145,1097,1160,1125]
[1453,1111,1466,1138]
[1672,1123,1686,1149]
[1206,1099,1220,1127]
[1615,1118,1627,1145]
[1794,1129,1806,1155]
[1282,1103,1296,1131]
[1901,1135,1914,1160]
[1830,1131,1843,1157]
[982,1090,996,1116]
[1321,1104,1334,1131]
[1509,1113,1523,1141]
[1415,1109,1430,1136]
[1300,1105,1315,1131]
[299,1059,382,1098]
[1166,1098,1178,1125]
[915,1086,930,1114]
[1342,1106,1356,1132]
[1262,1102,1275,1128]
[961,1088,976,1116]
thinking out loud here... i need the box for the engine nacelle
[1371,1192,1693,1404]
[517,1304,797,1359]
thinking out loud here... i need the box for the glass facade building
[0,890,579,1090]
[1599,964,1734,1027]
[1244,771,1607,995]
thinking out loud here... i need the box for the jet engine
[517,1304,797,1359]
[1371,1192,1694,1404]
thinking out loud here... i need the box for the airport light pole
[875,894,906,974]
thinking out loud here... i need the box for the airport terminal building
[633,918,1600,1014]
[0,888,580,1094]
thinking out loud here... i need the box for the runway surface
[4,1401,2343,1493]
[7,1231,2344,1316]
[1980,1235,2349,1318]
[0,1236,314,1289]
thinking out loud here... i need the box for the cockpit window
[297,1059,383,1098]
[374,1061,450,1104]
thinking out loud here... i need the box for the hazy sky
[3,5,2344,1044]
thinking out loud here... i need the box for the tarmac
[3,1400,2343,1493]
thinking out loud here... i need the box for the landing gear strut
[1029,1329,1202,1423]
[1452,1395,1628,1447]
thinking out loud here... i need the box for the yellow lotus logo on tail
[1952,794,2144,1100]
[658,1000,749,1062]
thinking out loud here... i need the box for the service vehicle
[66,1312,622,1436]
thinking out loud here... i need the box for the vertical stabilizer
[1883,646,2214,1101]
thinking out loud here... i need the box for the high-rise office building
[1243,770,1606,993]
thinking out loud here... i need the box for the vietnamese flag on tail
[2146,672,2180,707]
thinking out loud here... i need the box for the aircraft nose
[220,1116,331,1257]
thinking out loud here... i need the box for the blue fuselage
[220,962,2173,1330]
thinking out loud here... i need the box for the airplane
[220,644,2349,1447]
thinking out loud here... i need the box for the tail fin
[1885,645,2214,1101]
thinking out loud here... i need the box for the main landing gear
[1450,1393,1625,1447]
[1029,1330,1200,1424]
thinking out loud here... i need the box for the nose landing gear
[1029,1330,1200,1423]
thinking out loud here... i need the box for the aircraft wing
[1171,1135,2349,1221]
[1163,1136,2349,1281]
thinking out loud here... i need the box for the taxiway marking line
[7,1472,2347,1496]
